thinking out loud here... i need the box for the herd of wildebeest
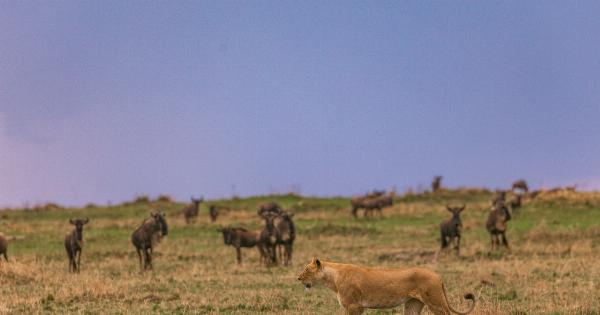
[0,177,548,272]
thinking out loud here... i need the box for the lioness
[297,258,475,315]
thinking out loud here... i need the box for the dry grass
[0,191,599,314]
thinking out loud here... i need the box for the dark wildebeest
[64,218,89,272]
[509,194,522,215]
[209,205,230,222]
[491,190,506,207]
[257,202,283,218]
[432,176,443,193]
[209,205,219,222]
[131,212,168,271]
[486,201,511,251]
[511,180,529,193]
[276,212,296,266]
[0,233,8,262]
[218,227,265,264]
[439,205,465,255]
[182,196,203,224]
[362,191,395,218]
[259,212,279,265]
[350,191,385,218]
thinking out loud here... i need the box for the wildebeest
[511,180,529,193]
[182,196,203,224]
[259,212,279,265]
[208,204,230,223]
[362,191,395,218]
[218,227,265,264]
[209,205,219,222]
[276,212,296,266]
[509,194,522,214]
[491,190,506,206]
[439,205,465,255]
[64,218,89,272]
[131,212,168,271]
[432,176,443,192]
[350,191,386,218]
[486,201,511,251]
[0,233,8,262]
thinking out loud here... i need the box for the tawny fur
[297,258,476,315]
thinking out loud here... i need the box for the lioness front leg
[343,304,364,315]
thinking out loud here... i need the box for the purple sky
[1,1,599,207]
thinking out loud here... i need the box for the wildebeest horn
[83,218,89,224]
[69,218,75,224]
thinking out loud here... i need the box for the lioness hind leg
[423,287,453,315]
[404,298,425,315]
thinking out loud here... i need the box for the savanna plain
[1,189,599,314]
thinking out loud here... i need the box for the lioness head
[297,257,323,291]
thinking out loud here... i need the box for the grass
[1,190,599,314]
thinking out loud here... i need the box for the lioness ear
[315,259,322,269]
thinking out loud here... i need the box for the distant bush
[156,195,173,203]
[132,195,150,204]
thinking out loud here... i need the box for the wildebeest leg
[404,298,425,315]
[136,248,143,271]
[3,252,7,262]
[351,206,358,218]
[440,231,448,250]
[489,234,495,252]
[455,235,461,256]
[494,234,500,251]
[285,243,293,265]
[501,232,510,250]
[76,249,81,273]
[270,244,277,265]
[257,244,266,266]
[236,246,242,264]
[67,248,74,272]
[145,248,153,270]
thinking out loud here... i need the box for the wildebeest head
[446,205,465,227]
[262,212,277,227]
[69,218,89,240]
[152,212,168,236]
[191,196,204,206]
[217,227,233,245]
[280,212,295,222]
